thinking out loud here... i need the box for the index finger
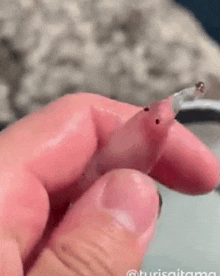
[0,93,140,192]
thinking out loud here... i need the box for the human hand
[0,92,219,275]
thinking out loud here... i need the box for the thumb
[28,169,161,276]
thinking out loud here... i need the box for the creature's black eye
[155,119,160,124]
[144,107,149,111]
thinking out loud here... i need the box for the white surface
[181,99,220,110]
[143,187,220,271]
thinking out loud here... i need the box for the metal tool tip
[195,81,205,93]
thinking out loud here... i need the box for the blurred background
[176,0,219,42]
[0,0,219,130]
[0,0,220,272]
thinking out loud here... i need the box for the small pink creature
[78,82,219,195]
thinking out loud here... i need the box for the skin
[0,92,219,275]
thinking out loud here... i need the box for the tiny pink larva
[78,82,209,194]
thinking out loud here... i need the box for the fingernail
[101,170,159,234]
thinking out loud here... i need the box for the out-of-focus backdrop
[176,0,219,42]
[0,0,219,129]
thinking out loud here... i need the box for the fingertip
[150,121,220,194]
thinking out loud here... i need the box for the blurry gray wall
[0,0,220,125]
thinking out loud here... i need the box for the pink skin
[0,92,219,271]
[97,94,175,174]
[77,94,176,192]
[78,93,220,195]
[150,120,220,194]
